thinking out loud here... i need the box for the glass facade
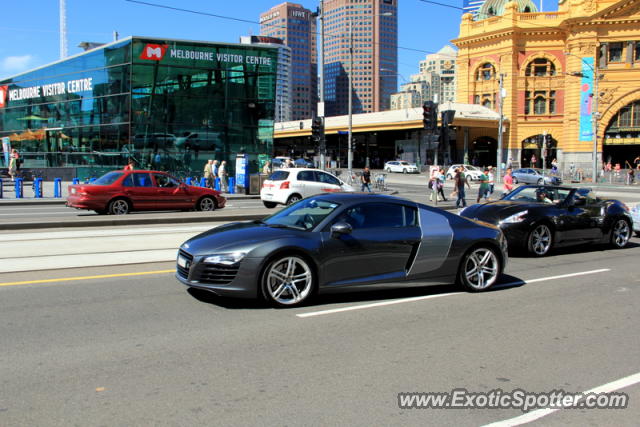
[0,37,277,178]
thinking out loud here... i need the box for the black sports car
[459,185,633,256]
[176,193,508,307]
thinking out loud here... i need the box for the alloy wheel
[287,195,301,205]
[461,247,499,291]
[198,197,215,211]
[611,219,630,248]
[528,224,552,256]
[110,199,130,215]
[264,256,313,306]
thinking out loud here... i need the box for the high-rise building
[322,0,398,116]
[240,35,293,123]
[390,45,457,109]
[260,2,317,121]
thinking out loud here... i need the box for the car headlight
[500,210,529,224]
[203,252,247,265]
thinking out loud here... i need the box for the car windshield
[92,172,124,185]
[268,171,289,181]
[465,166,479,171]
[400,162,410,165]
[503,186,572,204]
[263,198,340,231]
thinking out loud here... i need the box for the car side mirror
[330,222,352,238]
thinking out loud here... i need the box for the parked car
[260,168,354,208]
[272,156,292,169]
[511,168,562,185]
[445,164,483,182]
[294,158,315,168]
[66,170,226,215]
[384,161,419,174]
[176,193,508,307]
[459,185,632,256]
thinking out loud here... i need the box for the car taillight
[280,181,290,189]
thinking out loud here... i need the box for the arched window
[476,63,495,81]
[525,58,556,77]
[525,90,557,115]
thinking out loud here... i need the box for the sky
[0,0,558,86]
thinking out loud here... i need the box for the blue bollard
[89,177,96,183]
[228,177,235,194]
[0,178,3,198]
[15,178,23,198]
[199,177,207,187]
[72,178,80,185]
[186,177,192,185]
[54,178,62,198]
[34,178,43,198]
[214,178,220,191]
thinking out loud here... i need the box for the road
[0,223,639,425]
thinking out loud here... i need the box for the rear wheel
[197,196,216,211]
[403,168,407,174]
[386,168,392,173]
[108,198,130,215]
[537,178,544,185]
[261,255,314,307]
[263,201,277,209]
[527,224,553,256]
[457,246,500,291]
[287,194,302,205]
[610,219,631,248]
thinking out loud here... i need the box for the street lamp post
[565,51,601,183]
[496,73,506,184]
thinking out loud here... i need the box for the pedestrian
[8,148,19,181]
[454,167,470,208]
[487,166,495,199]
[434,168,447,202]
[360,167,372,192]
[477,168,490,203]
[123,158,135,171]
[263,160,271,175]
[503,168,514,196]
[530,153,537,168]
[203,159,214,188]
[551,158,558,174]
[627,168,635,185]
[218,160,228,192]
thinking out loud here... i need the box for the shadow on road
[507,240,639,258]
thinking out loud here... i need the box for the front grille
[177,249,193,279]
[197,264,240,285]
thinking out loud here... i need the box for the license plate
[263,194,273,200]
[177,255,189,268]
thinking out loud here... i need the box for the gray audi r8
[176,193,508,307]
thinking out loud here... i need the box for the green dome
[478,0,538,18]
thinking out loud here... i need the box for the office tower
[322,0,398,116]
[240,35,293,123]
[260,2,317,121]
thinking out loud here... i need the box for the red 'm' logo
[140,44,168,60]
[0,86,8,108]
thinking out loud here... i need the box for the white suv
[445,164,483,182]
[260,168,355,208]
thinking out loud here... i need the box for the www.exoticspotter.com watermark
[398,389,629,412]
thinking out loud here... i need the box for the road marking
[297,268,611,318]
[483,371,640,427]
[0,269,174,288]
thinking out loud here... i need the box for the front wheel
[108,198,130,215]
[261,255,314,307]
[197,196,216,211]
[537,178,544,185]
[263,201,277,209]
[457,246,500,291]
[403,168,407,174]
[527,224,553,256]
[610,219,631,248]
[386,168,392,173]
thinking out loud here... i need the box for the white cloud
[1,55,36,74]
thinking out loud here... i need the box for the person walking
[487,166,495,199]
[8,148,19,181]
[477,168,490,203]
[360,167,372,192]
[503,168,514,196]
[218,160,228,192]
[203,159,214,188]
[437,168,447,201]
[454,167,470,208]
[263,160,271,175]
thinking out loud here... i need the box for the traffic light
[311,117,324,143]
[536,134,544,148]
[423,101,438,132]
[544,133,553,149]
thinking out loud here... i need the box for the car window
[92,172,123,185]
[264,198,340,231]
[123,172,153,187]
[317,172,340,186]
[297,170,315,182]
[269,171,290,181]
[335,203,416,229]
[154,173,179,188]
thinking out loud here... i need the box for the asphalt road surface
[1,226,639,425]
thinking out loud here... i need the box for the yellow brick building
[453,0,640,175]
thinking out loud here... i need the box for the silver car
[512,168,562,185]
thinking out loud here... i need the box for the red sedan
[66,170,226,215]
